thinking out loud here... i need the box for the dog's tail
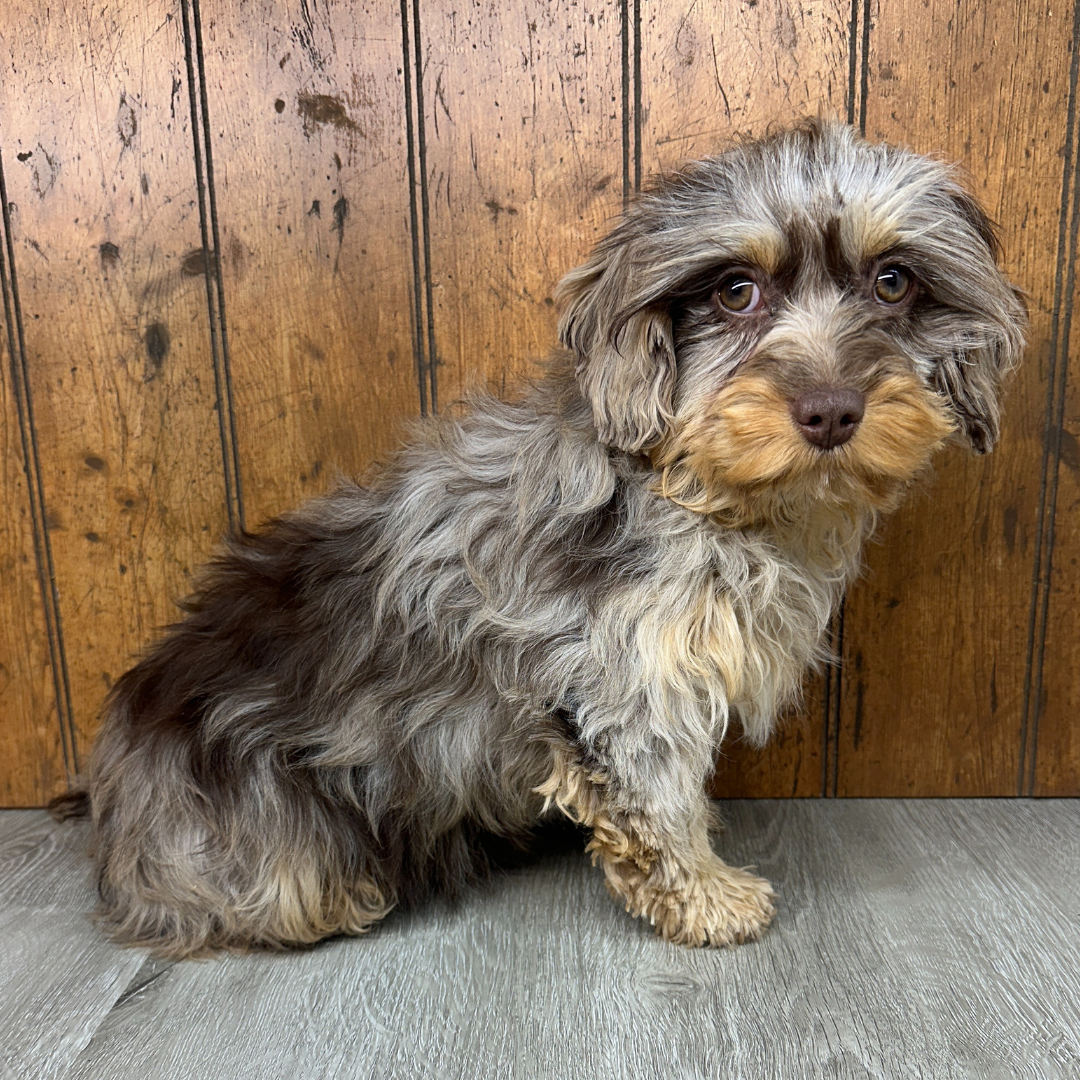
[48,787,90,821]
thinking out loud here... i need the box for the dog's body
[77,122,1025,958]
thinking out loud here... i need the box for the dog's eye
[874,265,913,304]
[714,274,763,314]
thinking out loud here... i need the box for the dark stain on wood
[83,455,106,472]
[297,92,361,136]
[299,336,326,362]
[117,93,137,148]
[169,74,182,118]
[1060,429,1079,473]
[332,196,348,241]
[228,235,246,274]
[144,322,170,371]
[180,248,206,276]
[28,144,59,198]
[485,197,518,222]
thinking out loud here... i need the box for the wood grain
[0,197,63,806]
[640,0,850,170]
[197,0,420,527]
[838,0,1071,794]
[15,800,1067,1080]
[642,0,849,797]
[419,0,624,405]
[1033,4,1080,796]
[0,1,229,777]
[0,2,1077,801]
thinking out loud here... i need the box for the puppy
[73,120,1025,958]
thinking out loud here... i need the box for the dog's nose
[790,388,866,450]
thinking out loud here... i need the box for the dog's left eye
[874,265,914,304]
[715,273,763,314]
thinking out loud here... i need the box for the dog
[59,120,1026,958]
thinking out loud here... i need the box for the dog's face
[557,121,1027,520]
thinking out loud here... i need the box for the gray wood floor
[2,801,1078,1080]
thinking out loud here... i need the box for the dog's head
[557,120,1026,518]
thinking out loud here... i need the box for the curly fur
[63,120,1026,958]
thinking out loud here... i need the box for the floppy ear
[556,245,676,453]
[931,189,1028,454]
[933,313,1024,454]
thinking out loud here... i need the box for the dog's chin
[652,370,956,526]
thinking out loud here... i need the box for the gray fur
[69,121,1026,957]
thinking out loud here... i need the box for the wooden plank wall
[0,0,1076,806]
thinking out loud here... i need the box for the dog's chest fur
[379,387,865,763]
[603,495,861,747]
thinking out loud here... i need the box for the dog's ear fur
[557,245,676,453]
[931,187,1028,455]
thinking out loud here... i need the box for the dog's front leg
[537,748,775,947]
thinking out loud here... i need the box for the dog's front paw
[644,860,776,948]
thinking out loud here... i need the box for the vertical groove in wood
[410,0,439,413]
[1020,0,1080,796]
[632,0,641,193]
[400,0,430,417]
[845,0,859,126]
[858,0,870,136]
[180,0,244,532]
[620,0,641,202]
[0,150,77,781]
[621,0,630,205]
[400,0,438,416]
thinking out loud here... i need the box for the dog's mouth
[651,365,956,521]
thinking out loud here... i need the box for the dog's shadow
[372,819,595,941]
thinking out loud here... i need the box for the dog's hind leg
[89,725,393,958]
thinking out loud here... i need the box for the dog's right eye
[714,274,763,314]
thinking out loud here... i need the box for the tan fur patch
[261,861,392,947]
[841,200,901,264]
[856,371,956,485]
[652,589,747,702]
[733,229,785,275]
